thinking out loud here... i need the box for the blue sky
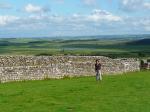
[0,0,150,37]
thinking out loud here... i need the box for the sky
[0,0,150,38]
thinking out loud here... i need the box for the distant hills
[0,34,150,57]
[126,38,150,45]
[0,34,150,40]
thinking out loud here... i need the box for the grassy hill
[0,37,150,58]
[126,38,150,45]
[0,71,150,112]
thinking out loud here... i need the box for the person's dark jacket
[95,63,101,71]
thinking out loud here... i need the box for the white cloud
[70,9,122,23]
[122,17,150,32]
[120,0,143,11]
[143,2,150,9]
[1,8,149,37]
[25,4,50,13]
[0,9,122,30]
[139,19,150,31]
[0,15,19,26]
[87,9,122,22]
[0,3,12,9]
[120,0,150,12]
[82,0,96,5]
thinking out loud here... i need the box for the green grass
[0,38,150,57]
[0,71,150,112]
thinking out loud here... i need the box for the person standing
[95,59,102,81]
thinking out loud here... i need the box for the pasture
[0,71,150,112]
[0,37,150,58]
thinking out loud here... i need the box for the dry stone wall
[0,56,140,83]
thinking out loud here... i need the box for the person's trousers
[96,70,102,81]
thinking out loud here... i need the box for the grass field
[0,71,150,112]
[0,37,150,58]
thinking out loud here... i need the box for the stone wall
[0,56,140,83]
